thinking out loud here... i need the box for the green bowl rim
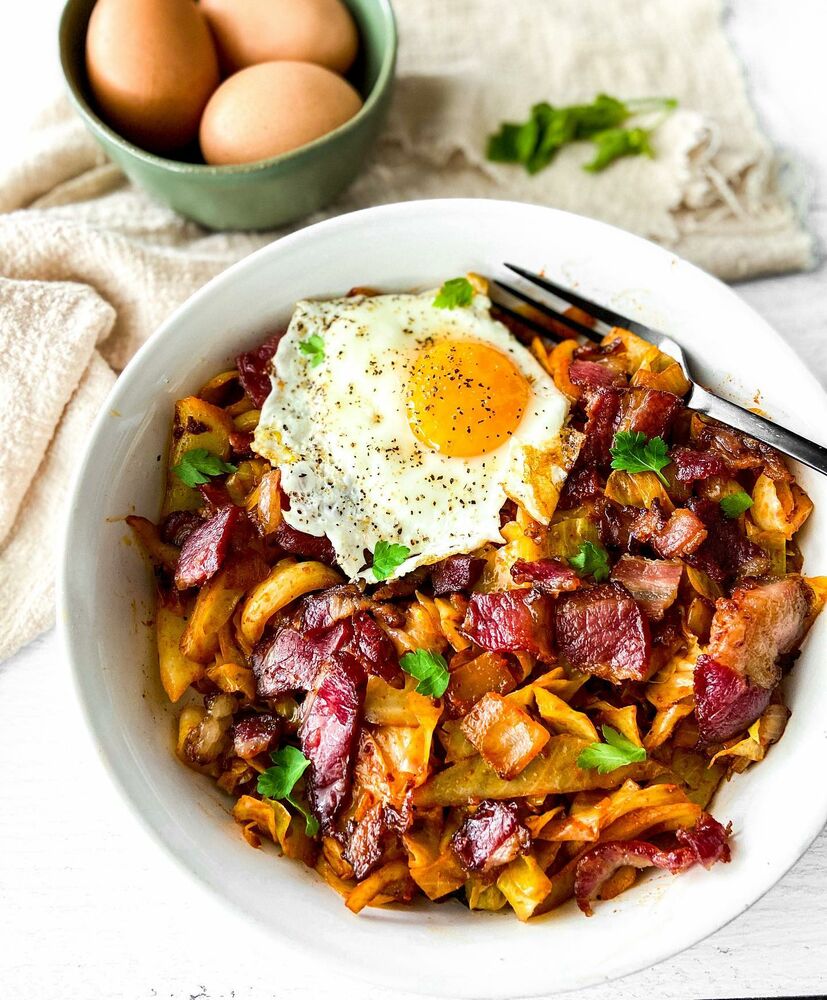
[58,0,397,176]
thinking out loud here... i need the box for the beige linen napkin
[0,0,813,661]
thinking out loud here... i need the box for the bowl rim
[58,198,827,998]
[57,0,398,176]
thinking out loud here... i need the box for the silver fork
[494,263,827,476]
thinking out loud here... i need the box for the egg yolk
[406,339,531,457]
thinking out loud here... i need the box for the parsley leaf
[371,540,411,580]
[257,745,310,799]
[433,277,475,309]
[568,540,611,583]
[577,725,647,774]
[400,649,450,698]
[584,126,654,173]
[172,448,237,488]
[720,490,754,519]
[486,93,676,175]
[257,745,319,837]
[610,430,671,487]
[299,333,325,367]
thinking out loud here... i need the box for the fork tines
[493,278,604,344]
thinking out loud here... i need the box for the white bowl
[59,199,827,999]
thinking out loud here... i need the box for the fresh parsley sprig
[257,745,319,836]
[299,333,325,367]
[400,648,450,698]
[568,540,611,583]
[577,725,647,774]
[172,448,237,488]
[610,430,671,487]
[487,93,677,175]
[371,540,411,580]
[720,490,753,519]
[433,277,475,309]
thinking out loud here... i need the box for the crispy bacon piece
[555,582,652,682]
[274,520,337,566]
[344,801,409,880]
[685,499,769,582]
[581,387,622,466]
[599,502,642,552]
[643,506,708,559]
[160,509,202,548]
[694,656,772,745]
[174,505,243,590]
[431,555,485,596]
[251,620,349,699]
[695,420,790,481]
[451,800,531,873]
[251,609,401,697]
[706,576,813,689]
[371,565,430,601]
[671,446,731,483]
[510,558,581,594]
[574,813,731,914]
[620,388,682,439]
[462,589,555,660]
[297,584,372,632]
[694,576,813,742]
[347,612,403,686]
[231,713,281,760]
[573,337,622,360]
[558,466,604,510]
[568,360,626,392]
[236,331,284,408]
[610,555,682,621]
[300,652,366,829]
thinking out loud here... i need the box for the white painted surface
[1,2,826,999]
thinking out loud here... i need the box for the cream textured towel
[0,0,813,661]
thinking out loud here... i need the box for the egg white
[252,289,577,580]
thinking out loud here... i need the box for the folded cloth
[0,0,813,662]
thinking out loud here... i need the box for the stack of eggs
[85,0,363,164]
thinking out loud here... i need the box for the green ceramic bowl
[59,0,396,230]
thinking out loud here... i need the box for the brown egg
[199,0,359,74]
[199,61,363,166]
[85,0,219,153]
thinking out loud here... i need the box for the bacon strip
[695,576,813,742]
[231,713,281,760]
[610,555,682,621]
[451,800,530,873]
[174,505,243,590]
[619,388,682,440]
[462,589,555,660]
[431,554,485,596]
[274,520,337,566]
[236,331,284,408]
[574,813,731,914]
[510,558,581,594]
[555,582,652,682]
[300,652,366,829]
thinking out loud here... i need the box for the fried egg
[252,286,579,580]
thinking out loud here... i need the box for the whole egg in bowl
[253,281,581,580]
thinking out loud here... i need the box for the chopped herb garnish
[584,126,653,172]
[400,648,450,698]
[299,333,325,367]
[569,540,611,583]
[371,540,411,580]
[720,490,754,519]
[172,448,237,488]
[257,745,319,837]
[433,277,475,309]
[577,725,647,774]
[610,430,671,487]
[487,93,677,175]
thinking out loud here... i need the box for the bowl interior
[61,199,827,999]
[59,0,396,172]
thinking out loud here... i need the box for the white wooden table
[2,2,826,998]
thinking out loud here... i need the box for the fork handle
[689,385,827,476]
